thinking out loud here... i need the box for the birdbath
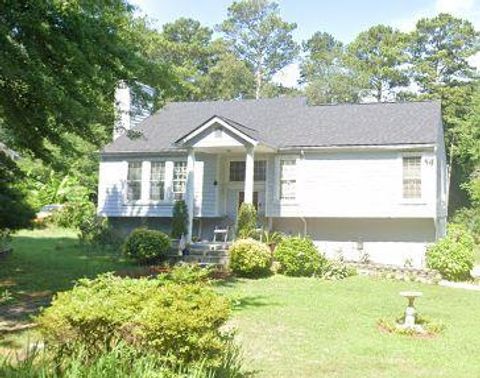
[399,291,422,329]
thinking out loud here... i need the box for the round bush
[426,224,475,281]
[274,236,326,277]
[229,238,272,277]
[123,228,171,263]
[36,273,231,368]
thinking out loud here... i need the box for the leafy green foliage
[0,341,243,378]
[0,152,35,231]
[408,13,479,151]
[236,203,257,238]
[274,236,327,277]
[322,261,357,280]
[0,229,11,251]
[229,238,272,278]
[219,0,299,98]
[36,272,233,370]
[123,228,171,264]
[171,200,188,239]
[149,18,254,101]
[157,263,212,285]
[346,25,409,101]
[50,200,96,229]
[409,13,478,94]
[427,224,475,281]
[0,1,169,161]
[302,31,364,104]
[78,216,123,251]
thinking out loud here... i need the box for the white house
[98,96,448,267]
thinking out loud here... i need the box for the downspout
[299,149,307,237]
[300,217,308,237]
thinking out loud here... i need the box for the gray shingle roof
[103,97,441,154]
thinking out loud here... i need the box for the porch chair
[213,226,229,244]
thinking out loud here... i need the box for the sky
[131,0,480,87]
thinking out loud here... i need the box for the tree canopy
[219,0,298,99]
[0,0,170,161]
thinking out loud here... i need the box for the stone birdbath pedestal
[399,291,423,332]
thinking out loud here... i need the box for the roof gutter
[278,143,436,153]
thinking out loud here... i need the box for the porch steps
[167,242,230,267]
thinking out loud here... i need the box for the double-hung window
[402,156,422,199]
[279,159,296,201]
[150,161,165,201]
[126,161,142,201]
[229,160,266,182]
[173,161,187,200]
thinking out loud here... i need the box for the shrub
[454,206,480,243]
[236,203,257,238]
[274,236,327,277]
[171,200,188,239]
[229,238,272,278]
[36,273,232,369]
[78,215,122,251]
[123,228,171,263]
[50,200,96,229]
[426,224,475,281]
[158,263,212,284]
[322,261,357,280]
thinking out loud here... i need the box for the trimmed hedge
[426,224,475,281]
[275,236,327,277]
[36,272,232,368]
[229,238,272,277]
[123,228,171,263]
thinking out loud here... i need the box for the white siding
[98,153,219,217]
[266,149,437,219]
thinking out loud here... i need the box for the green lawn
[0,228,133,325]
[218,276,480,377]
[2,229,480,377]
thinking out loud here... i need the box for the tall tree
[199,41,255,100]
[301,31,363,104]
[151,18,254,101]
[346,25,409,101]
[409,13,479,93]
[408,14,479,148]
[0,0,169,162]
[219,0,299,99]
[156,17,214,100]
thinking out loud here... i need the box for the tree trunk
[255,68,262,100]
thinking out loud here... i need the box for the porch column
[186,148,195,242]
[244,146,255,204]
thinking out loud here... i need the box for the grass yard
[1,228,480,377]
[218,276,480,377]
[0,228,133,329]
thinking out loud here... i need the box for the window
[173,161,187,200]
[126,161,142,201]
[150,161,165,201]
[403,156,422,199]
[254,160,266,181]
[229,160,266,181]
[280,159,296,200]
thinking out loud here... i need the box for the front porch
[176,115,276,242]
